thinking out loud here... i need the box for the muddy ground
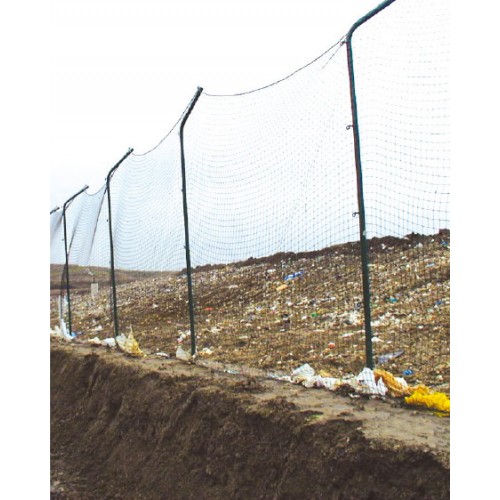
[51,339,449,499]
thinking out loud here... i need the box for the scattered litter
[102,338,116,348]
[345,310,359,325]
[276,284,288,292]
[341,332,356,339]
[116,333,144,357]
[177,331,190,343]
[373,369,411,397]
[377,350,404,364]
[63,331,76,342]
[284,271,304,281]
[285,364,449,415]
[176,345,193,362]
[155,352,170,358]
[88,336,103,346]
[291,363,315,384]
[405,386,450,416]
[403,369,414,376]
[354,367,388,396]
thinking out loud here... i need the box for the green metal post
[180,87,203,356]
[345,0,397,369]
[62,185,89,335]
[105,148,134,341]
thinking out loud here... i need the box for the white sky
[50,0,380,209]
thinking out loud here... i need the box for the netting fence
[50,0,450,392]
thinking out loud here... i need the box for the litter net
[183,39,366,374]
[349,0,450,384]
[50,0,450,387]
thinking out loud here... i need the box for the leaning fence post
[62,185,89,336]
[105,148,134,342]
[345,0,397,369]
[180,86,204,356]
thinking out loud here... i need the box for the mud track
[51,339,449,499]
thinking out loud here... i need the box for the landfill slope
[52,230,450,391]
[51,340,449,499]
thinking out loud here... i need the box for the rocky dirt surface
[51,339,449,499]
[51,230,450,392]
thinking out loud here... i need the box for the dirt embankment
[51,339,449,499]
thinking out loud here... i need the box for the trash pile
[51,325,145,357]
[280,363,450,416]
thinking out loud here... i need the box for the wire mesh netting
[50,187,113,337]
[183,40,367,374]
[50,0,450,390]
[105,129,190,351]
[350,0,450,385]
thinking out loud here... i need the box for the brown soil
[51,338,449,499]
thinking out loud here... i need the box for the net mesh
[184,40,365,372]
[105,128,189,350]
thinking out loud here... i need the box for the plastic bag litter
[353,367,388,396]
[102,337,116,348]
[374,369,412,397]
[284,271,304,281]
[291,364,387,395]
[304,376,341,391]
[155,352,170,358]
[59,319,75,341]
[63,331,76,341]
[176,346,192,362]
[88,336,103,346]
[291,363,315,384]
[405,386,450,416]
[377,350,404,364]
[116,333,144,356]
[60,319,68,338]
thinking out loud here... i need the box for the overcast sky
[50,0,381,209]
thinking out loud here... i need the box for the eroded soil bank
[51,339,449,499]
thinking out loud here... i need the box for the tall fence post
[345,0,397,369]
[180,87,204,356]
[105,148,134,342]
[61,185,89,335]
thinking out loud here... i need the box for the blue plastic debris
[403,369,414,376]
[284,271,304,281]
